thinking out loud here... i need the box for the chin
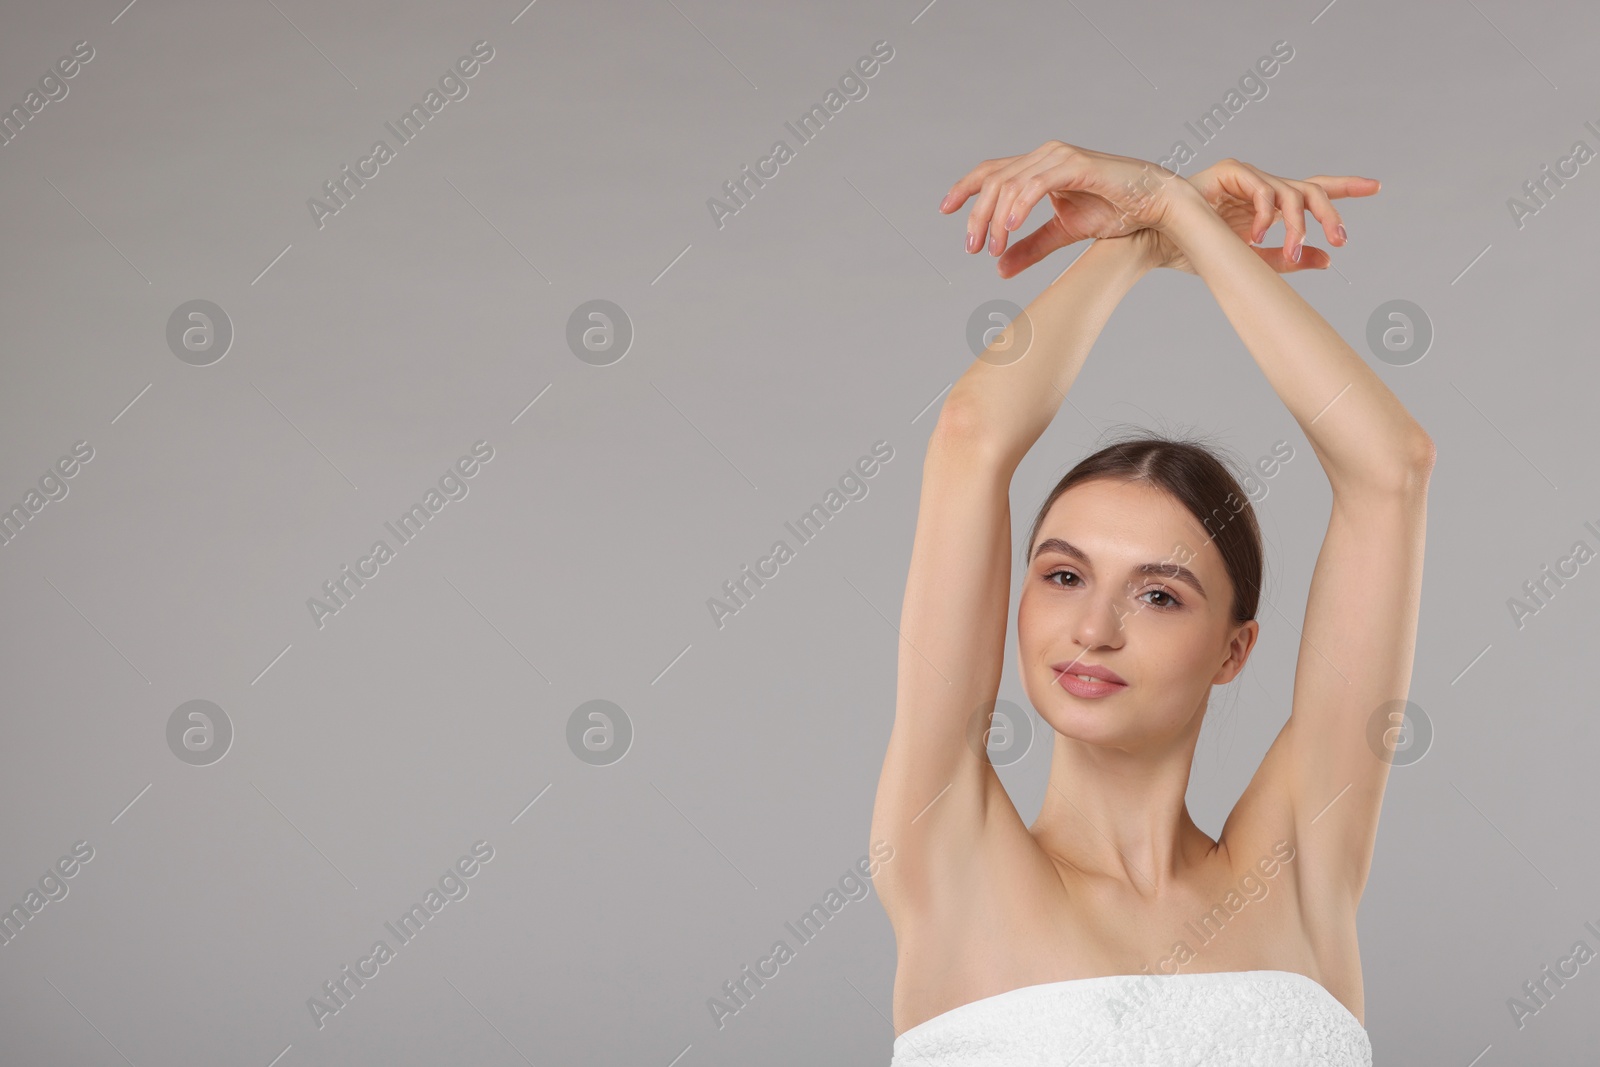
[1030,696,1121,742]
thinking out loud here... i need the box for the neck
[1030,707,1214,895]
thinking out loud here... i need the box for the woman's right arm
[869,233,1154,922]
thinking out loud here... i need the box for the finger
[961,159,1022,252]
[1236,168,1276,245]
[1255,245,1302,273]
[989,143,1081,254]
[1282,244,1331,272]
[1004,145,1080,235]
[1263,241,1330,273]
[990,156,1065,256]
[1299,246,1332,270]
[1207,160,1274,244]
[1265,178,1307,262]
[971,144,1058,256]
[1227,162,1300,248]
[996,216,1071,278]
[1288,179,1345,246]
[939,155,1013,215]
[1300,174,1381,200]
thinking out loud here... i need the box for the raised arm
[869,145,1161,922]
[1153,162,1435,909]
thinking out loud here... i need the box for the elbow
[933,386,983,442]
[1412,432,1437,474]
[936,381,1000,442]
[1405,431,1436,481]
[1385,431,1436,494]
[1338,431,1435,497]
[930,389,1013,468]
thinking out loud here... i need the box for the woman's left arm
[1163,166,1435,489]
[1159,168,1435,907]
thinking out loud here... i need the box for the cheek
[1015,586,1036,636]
[1015,589,1055,656]
[1155,622,1229,684]
[1014,593,1052,682]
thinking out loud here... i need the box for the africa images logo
[706,40,895,230]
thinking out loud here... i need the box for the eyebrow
[1030,537,1208,599]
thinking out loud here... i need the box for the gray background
[1,0,1596,1063]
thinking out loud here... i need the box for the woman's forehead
[1036,480,1218,562]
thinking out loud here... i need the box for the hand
[1134,159,1381,274]
[938,140,1194,278]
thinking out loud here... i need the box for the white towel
[890,969,1371,1066]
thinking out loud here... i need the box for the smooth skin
[868,142,1434,1037]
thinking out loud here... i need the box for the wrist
[1077,232,1157,282]
[1154,179,1210,234]
[1127,229,1165,273]
[1158,185,1223,245]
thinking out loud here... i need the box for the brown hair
[1023,428,1265,624]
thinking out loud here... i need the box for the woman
[869,143,1433,1066]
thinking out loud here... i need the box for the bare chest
[891,846,1354,1033]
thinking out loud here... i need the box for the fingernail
[1290,242,1302,263]
[939,193,953,211]
[989,233,1002,255]
[1336,224,1348,243]
[1005,212,1017,230]
[967,231,981,253]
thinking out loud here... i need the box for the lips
[1050,661,1127,685]
[1050,661,1127,699]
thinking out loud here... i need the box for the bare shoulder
[1217,715,1300,882]
[1217,715,1365,1013]
[881,778,1074,1032]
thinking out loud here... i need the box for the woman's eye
[1044,572,1179,608]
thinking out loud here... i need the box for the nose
[1070,589,1128,652]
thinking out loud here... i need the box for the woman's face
[1017,477,1257,749]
